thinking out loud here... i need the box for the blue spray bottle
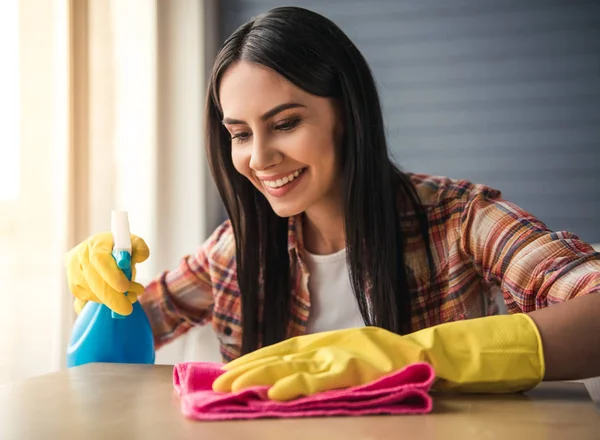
[66,210,156,367]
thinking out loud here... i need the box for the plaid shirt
[139,173,600,362]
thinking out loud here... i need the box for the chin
[267,200,306,218]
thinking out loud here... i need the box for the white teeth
[264,169,304,188]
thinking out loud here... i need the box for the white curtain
[0,0,72,383]
[77,0,224,365]
[86,0,224,366]
[0,0,222,385]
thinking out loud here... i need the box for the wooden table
[0,363,598,440]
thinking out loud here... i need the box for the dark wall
[218,0,600,243]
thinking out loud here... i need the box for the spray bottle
[66,211,156,367]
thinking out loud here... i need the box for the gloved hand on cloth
[212,313,545,401]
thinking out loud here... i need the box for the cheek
[294,128,336,164]
[230,147,250,176]
[311,134,339,192]
[306,133,337,174]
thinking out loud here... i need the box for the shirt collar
[287,214,303,254]
[287,215,309,273]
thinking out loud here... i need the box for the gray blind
[218,0,600,243]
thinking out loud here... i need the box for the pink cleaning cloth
[172,361,435,421]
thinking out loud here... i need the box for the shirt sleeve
[458,183,600,313]
[138,221,230,349]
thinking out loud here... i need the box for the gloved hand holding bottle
[65,232,151,316]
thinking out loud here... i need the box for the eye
[274,118,301,132]
[231,131,251,144]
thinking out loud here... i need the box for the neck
[301,199,345,255]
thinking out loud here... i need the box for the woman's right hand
[65,232,150,316]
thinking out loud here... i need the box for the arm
[460,184,600,380]
[138,221,231,349]
[529,292,600,380]
[139,253,213,350]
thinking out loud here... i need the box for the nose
[248,134,282,171]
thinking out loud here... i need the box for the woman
[66,6,600,401]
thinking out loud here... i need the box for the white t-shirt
[303,248,366,334]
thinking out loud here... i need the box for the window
[0,0,20,201]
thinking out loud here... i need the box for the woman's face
[219,61,343,218]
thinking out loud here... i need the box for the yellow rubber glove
[65,232,150,316]
[212,313,545,401]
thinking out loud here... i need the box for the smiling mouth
[262,168,307,189]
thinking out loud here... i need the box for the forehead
[219,61,306,118]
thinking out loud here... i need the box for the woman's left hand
[211,326,426,401]
[212,314,546,401]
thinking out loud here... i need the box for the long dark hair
[206,6,433,355]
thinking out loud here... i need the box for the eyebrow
[222,102,306,125]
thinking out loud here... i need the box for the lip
[256,168,306,182]
[259,167,307,198]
